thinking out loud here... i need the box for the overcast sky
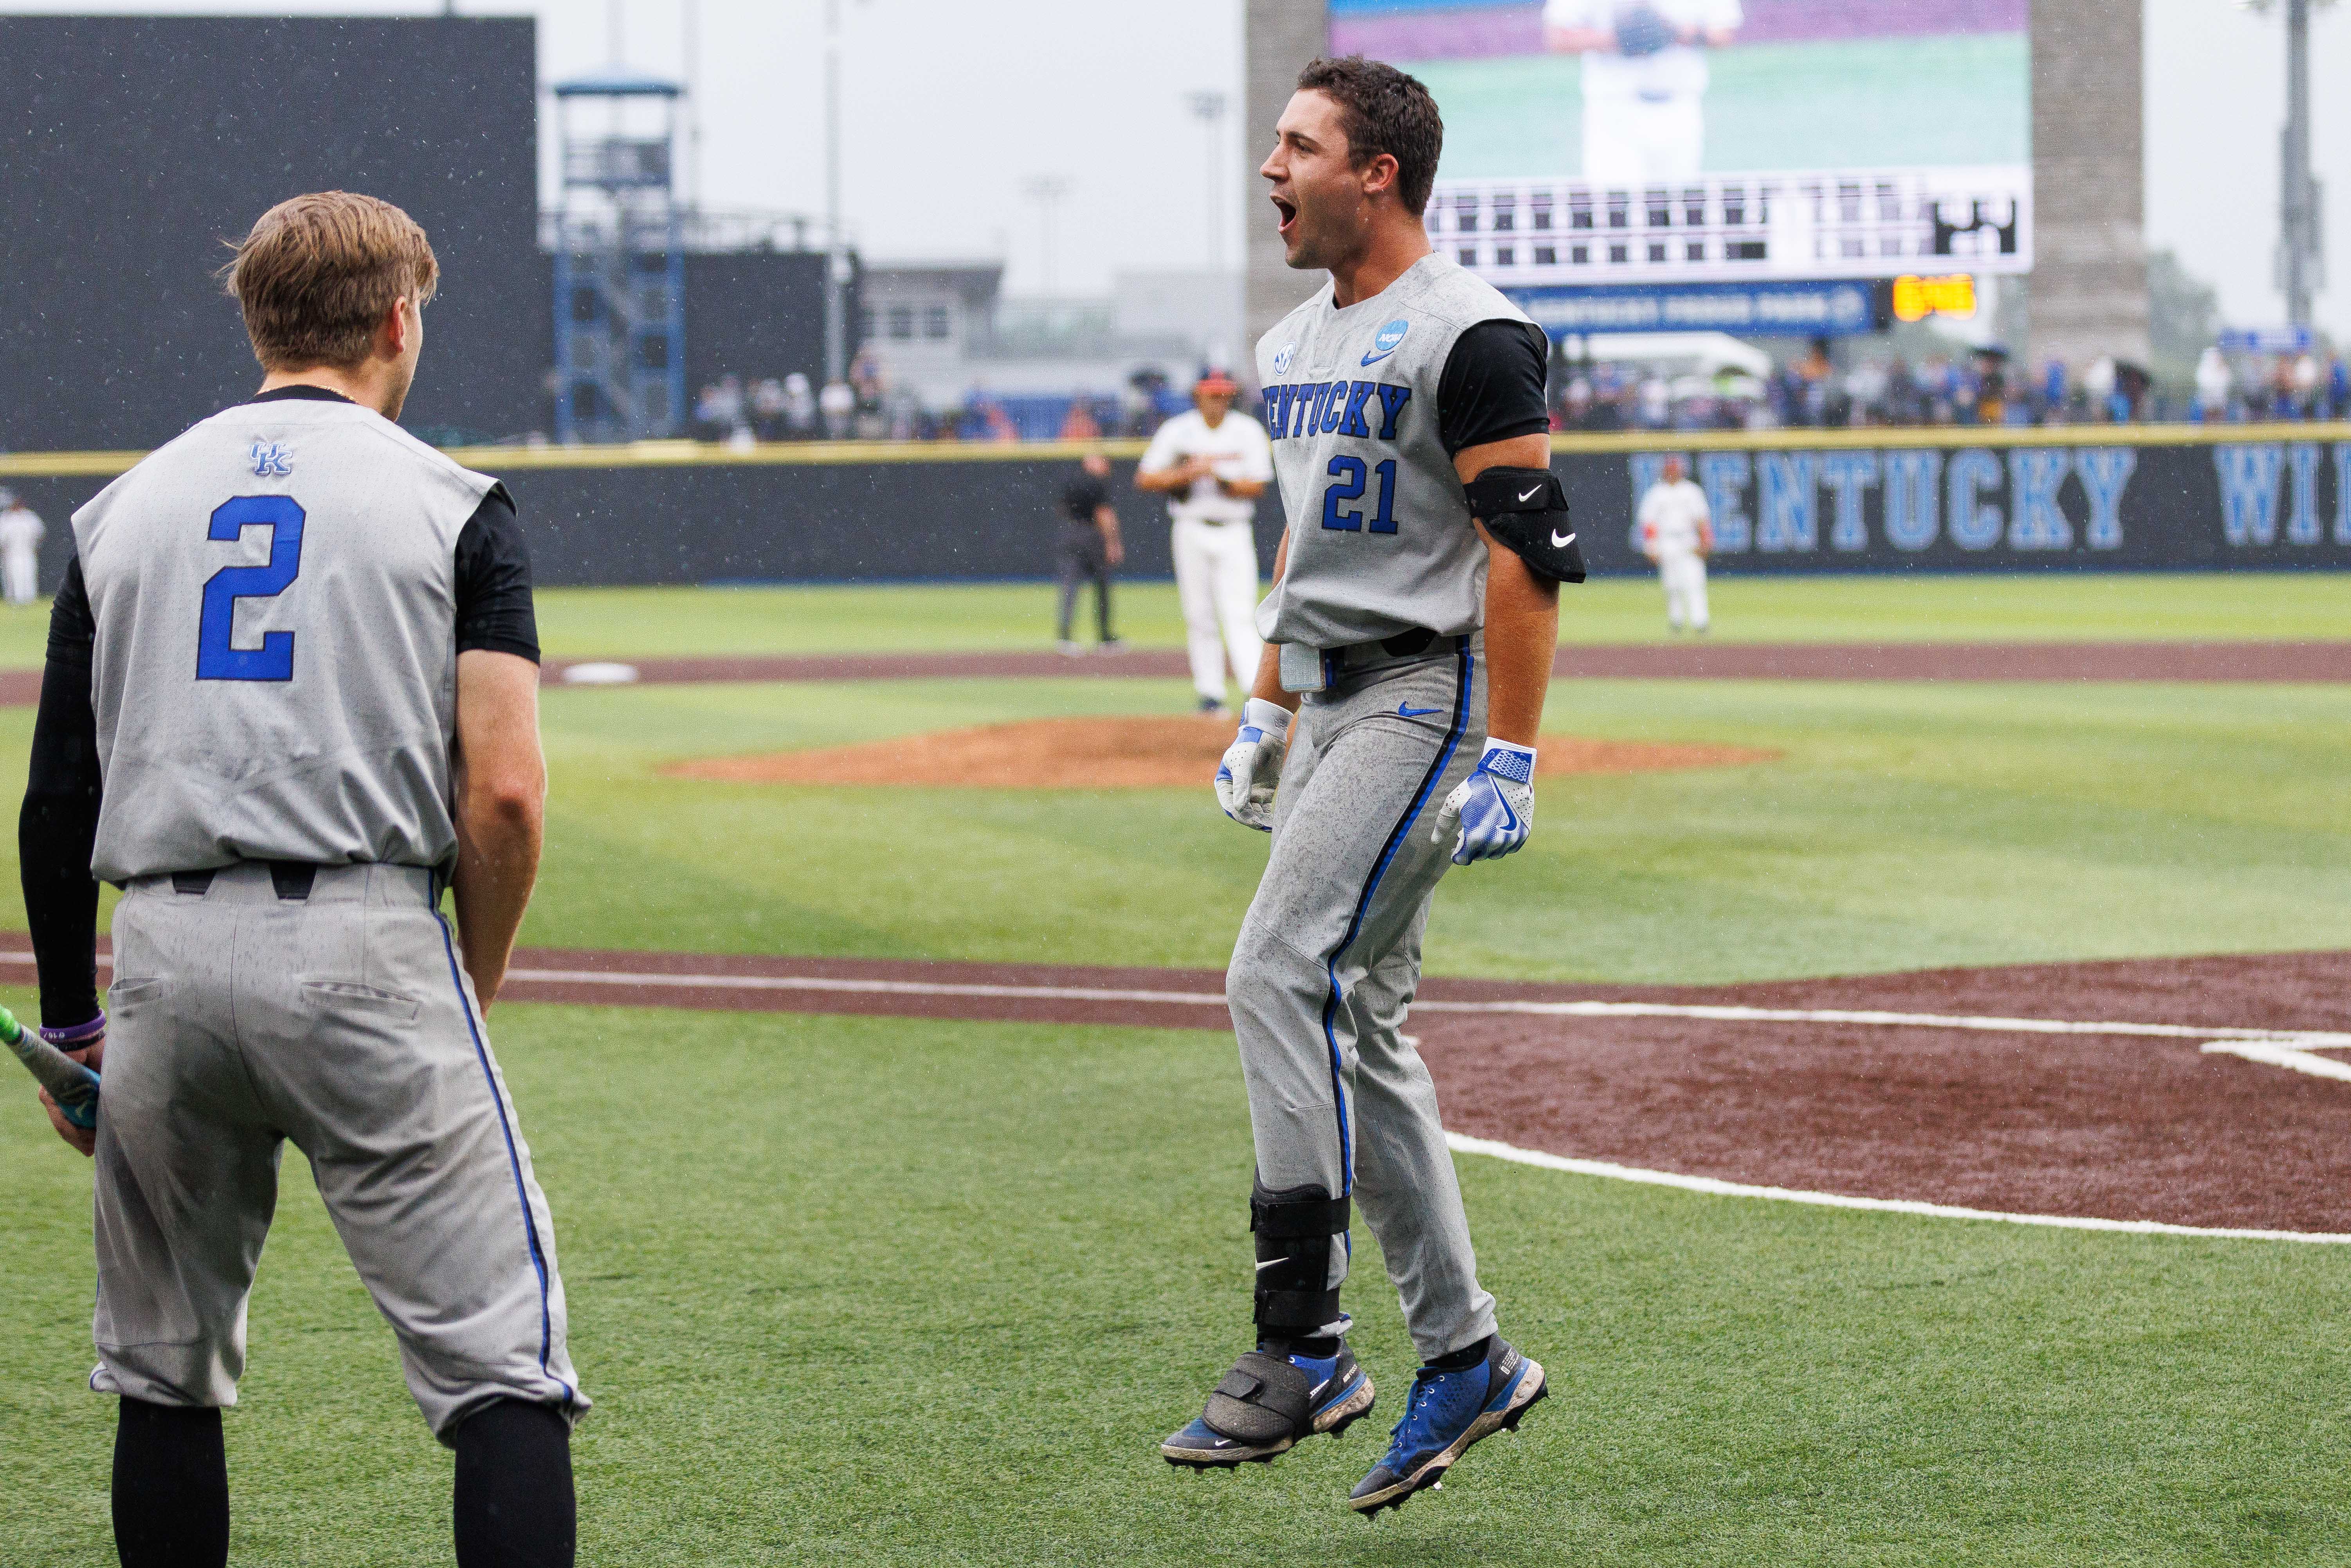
[10,0,2349,335]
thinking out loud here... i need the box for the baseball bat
[0,1004,100,1131]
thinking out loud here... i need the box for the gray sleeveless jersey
[1253,254,1533,648]
[73,398,495,881]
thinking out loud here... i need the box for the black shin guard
[452,1399,576,1568]
[112,1398,229,1568]
[1251,1179,1350,1343]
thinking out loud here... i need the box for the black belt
[172,861,319,901]
[1327,627,1438,673]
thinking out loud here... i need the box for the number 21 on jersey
[1321,456,1398,535]
[197,495,306,682]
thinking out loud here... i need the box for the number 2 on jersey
[1320,456,1398,535]
[197,495,306,682]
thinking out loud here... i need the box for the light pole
[2281,0,2319,327]
[1022,175,1071,296]
[682,0,701,214]
[2243,0,2330,328]
[823,0,848,386]
[1186,90,1229,272]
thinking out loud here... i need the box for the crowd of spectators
[688,337,2351,447]
[1551,338,2351,434]
[690,353,1188,446]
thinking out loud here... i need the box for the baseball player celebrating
[1160,59,1582,1514]
[1638,453,1713,632]
[1135,369,1275,714]
[0,487,46,605]
[17,193,584,1568]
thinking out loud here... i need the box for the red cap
[1195,368,1238,394]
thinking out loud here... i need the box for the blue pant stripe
[435,915,573,1409]
[1319,639,1475,1195]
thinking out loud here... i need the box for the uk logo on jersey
[1271,342,1298,376]
[1360,319,1411,366]
[249,442,294,478]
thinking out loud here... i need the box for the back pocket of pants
[298,980,422,1024]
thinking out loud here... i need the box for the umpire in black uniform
[1054,452,1124,653]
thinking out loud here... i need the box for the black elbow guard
[1465,466,1586,584]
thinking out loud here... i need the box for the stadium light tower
[550,70,688,444]
[1186,90,1230,273]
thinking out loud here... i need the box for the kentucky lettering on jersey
[1254,254,1536,649]
[1261,380,1414,444]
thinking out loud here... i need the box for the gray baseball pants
[89,861,587,1442]
[1226,634,1499,1360]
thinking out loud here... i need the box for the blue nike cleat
[1162,1346,1376,1469]
[1348,1338,1545,1514]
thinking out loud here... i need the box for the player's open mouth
[1271,194,1298,234]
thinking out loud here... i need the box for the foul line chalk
[1444,1133,2351,1244]
[8,950,2344,1048]
[2201,1039,2351,1082]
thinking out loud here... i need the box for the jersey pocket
[299,979,422,1025]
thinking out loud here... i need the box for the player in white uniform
[1544,0,1742,184]
[0,488,45,605]
[1135,370,1275,714]
[1638,454,1713,632]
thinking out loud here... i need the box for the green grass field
[2,575,2347,1564]
[0,571,2332,670]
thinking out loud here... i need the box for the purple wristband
[40,1011,106,1048]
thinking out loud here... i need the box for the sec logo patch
[1271,342,1297,376]
[1361,319,1410,366]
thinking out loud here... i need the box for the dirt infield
[663,715,1777,788]
[13,941,2341,1232]
[465,944,2351,1236]
[539,640,2351,690]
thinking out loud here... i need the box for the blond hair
[222,191,439,371]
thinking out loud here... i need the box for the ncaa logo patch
[1361,319,1411,366]
[1271,342,1297,376]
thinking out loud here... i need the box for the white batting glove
[1214,698,1294,832]
[1431,740,1537,864]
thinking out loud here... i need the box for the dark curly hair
[1294,56,1445,217]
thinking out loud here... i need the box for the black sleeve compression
[20,557,103,1029]
[454,483,540,663]
[1436,320,1553,457]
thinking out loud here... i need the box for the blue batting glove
[1431,740,1537,864]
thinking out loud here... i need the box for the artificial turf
[0,571,2332,672]
[508,673,2351,981]
[5,1003,2347,1565]
[1,573,2345,1564]
[525,572,2351,659]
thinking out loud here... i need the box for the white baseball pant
[1660,551,1709,631]
[5,546,38,605]
[1172,515,1262,705]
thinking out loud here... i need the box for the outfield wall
[3,425,2347,588]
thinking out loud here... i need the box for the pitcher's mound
[666,716,1777,789]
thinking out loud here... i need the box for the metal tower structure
[551,70,686,444]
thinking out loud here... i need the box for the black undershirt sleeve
[1435,319,1553,457]
[453,483,540,663]
[20,557,103,1029]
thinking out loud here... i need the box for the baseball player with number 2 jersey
[1161,59,1585,1516]
[20,193,582,1568]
